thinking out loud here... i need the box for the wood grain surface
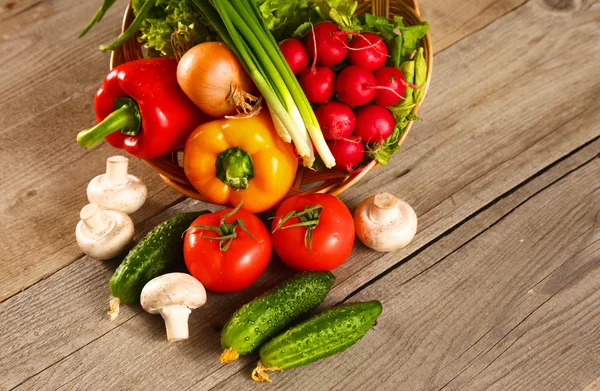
[211,148,600,391]
[0,0,529,302]
[0,0,598,389]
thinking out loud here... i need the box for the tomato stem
[272,205,323,249]
[187,201,260,251]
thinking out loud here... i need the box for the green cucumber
[252,301,383,382]
[107,211,207,319]
[219,272,335,363]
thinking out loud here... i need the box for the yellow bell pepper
[184,111,298,213]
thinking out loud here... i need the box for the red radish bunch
[354,105,395,143]
[327,136,364,173]
[279,38,309,75]
[347,32,388,71]
[315,100,355,140]
[374,67,407,106]
[299,66,335,103]
[306,21,348,66]
[336,65,377,107]
[279,21,413,173]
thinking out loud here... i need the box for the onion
[177,42,257,118]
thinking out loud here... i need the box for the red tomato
[271,194,354,271]
[184,207,272,293]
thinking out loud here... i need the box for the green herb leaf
[254,0,319,41]
[414,46,427,103]
[132,0,216,57]
[369,125,402,166]
[398,21,429,63]
[314,0,361,32]
[292,21,313,37]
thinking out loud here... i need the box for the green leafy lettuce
[131,0,215,57]
[253,0,319,41]
[254,0,362,41]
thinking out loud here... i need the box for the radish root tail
[251,361,281,382]
[219,348,240,364]
[107,297,120,320]
[310,22,318,69]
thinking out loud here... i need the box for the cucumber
[252,301,382,382]
[107,211,207,319]
[219,272,335,363]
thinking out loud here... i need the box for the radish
[279,38,309,75]
[299,66,336,103]
[347,32,388,71]
[354,105,395,143]
[327,136,365,173]
[336,65,377,107]
[306,22,348,67]
[373,67,407,106]
[314,101,356,140]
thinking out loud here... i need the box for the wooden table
[1,0,599,389]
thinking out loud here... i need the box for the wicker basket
[111,0,432,202]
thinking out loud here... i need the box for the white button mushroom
[75,203,134,260]
[354,192,417,252]
[87,156,147,214]
[140,273,207,342]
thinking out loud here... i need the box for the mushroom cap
[354,193,418,252]
[140,273,207,314]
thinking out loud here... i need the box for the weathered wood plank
[209,150,600,390]
[5,138,598,391]
[420,0,526,51]
[2,0,599,388]
[0,0,534,301]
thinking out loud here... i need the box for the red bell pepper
[77,57,208,160]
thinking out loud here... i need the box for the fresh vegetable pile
[74,0,429,381]
[77,0,429,212]
[76,159,414,380]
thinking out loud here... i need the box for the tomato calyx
[187,202,260,251]
[272,204,323,249]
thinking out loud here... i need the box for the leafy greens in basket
[79,0,429,167]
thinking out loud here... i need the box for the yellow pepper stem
[216,147,254,190]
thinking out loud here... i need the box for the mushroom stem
[105,156,130,186]
[80,203,114,237]
[108,297,121,320]
[159,305,192,342]
[369,192,401,225]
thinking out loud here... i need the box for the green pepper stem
[77,102,140,148]
[99,0,154,52]
[216,148,255,190]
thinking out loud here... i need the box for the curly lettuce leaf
[255,0,363,41]
[361,14,428,67]
[132,0,214,57]
[254,0,319,41]
[313,0,361,32]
